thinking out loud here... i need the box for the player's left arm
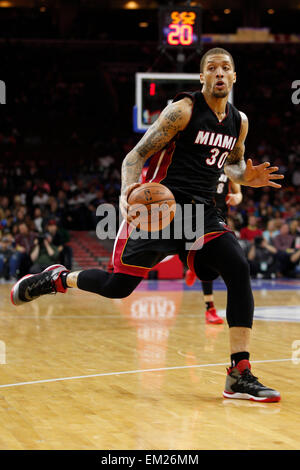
[226,180,242,206]
[224,111,284,188]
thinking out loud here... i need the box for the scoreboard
[159,5,202,49]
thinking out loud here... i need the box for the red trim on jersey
[113,221,152,278]
[145,141,176,184]
[144,151,162,182]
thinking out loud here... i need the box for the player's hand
[226,193,242,206]
[120,183,141,222]
[243,159,284,188]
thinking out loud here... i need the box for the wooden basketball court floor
[0,278,299,450]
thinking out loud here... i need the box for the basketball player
[185,173,243,325]
[11,48,284,402]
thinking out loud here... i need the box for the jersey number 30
[206,148,229,168]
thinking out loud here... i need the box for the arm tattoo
[121,151,145,194]
[121,107,185,192]
[224,144,247,184]
[226,143,244,165]
[134,109,183,158]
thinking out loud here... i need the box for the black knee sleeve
[201,280,213,296]
[77,269,143,299]
[194,233,254,328]
[223,255,254,328]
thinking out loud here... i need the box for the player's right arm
[120,97,193,219]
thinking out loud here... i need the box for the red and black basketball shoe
[205,307,224,324]
[223,360,281,402]
[11,264,69,306]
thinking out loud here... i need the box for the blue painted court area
[137,278,300,292]
[136,278,300,322]
[216,305,300,322]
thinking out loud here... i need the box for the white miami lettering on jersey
[194,130,236,150]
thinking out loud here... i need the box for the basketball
[127,182,176,232]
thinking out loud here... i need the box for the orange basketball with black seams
[127,182,176,232]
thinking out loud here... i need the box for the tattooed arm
[120,97,193,218]
[224,112,284,188]
[224,112,248,184]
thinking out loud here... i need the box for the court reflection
[114,289,183,391]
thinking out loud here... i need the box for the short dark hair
[200,47,235,73]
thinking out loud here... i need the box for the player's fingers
[126,183,141,197]
[268,174,284,179]
[121,205,133,223]
[266,166,279,173]
[268,181,282,188]
[256,161,270,170]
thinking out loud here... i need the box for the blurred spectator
[248,236,278,279]
[46,219,73,270]
[29,232,60,274]
[15,222,36,254]
[273,223,300,277]
[276,246,300,278]
[255,200,270,225]
[227,216,240,239]
[33,207,44,233]
[32,188,49,207]
[240,216,263,242]
[289,219,300,238]
[273,224,295,251]
[0,234,21,280]
[14,222,37,277]
[263,219,280,244]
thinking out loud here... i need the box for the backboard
[133,72,233,133]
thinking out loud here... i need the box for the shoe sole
[10,264,66,306]
[223,390,281,403]
[206,318,224,324]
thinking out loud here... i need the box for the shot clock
[159,5,202,49]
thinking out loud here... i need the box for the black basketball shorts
[112,203,232,278]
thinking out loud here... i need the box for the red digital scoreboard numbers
[159,6,201,49]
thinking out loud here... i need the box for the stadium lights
[0,1,13,7]
[124,1,139,9]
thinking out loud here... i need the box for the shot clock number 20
[159,6,202,49]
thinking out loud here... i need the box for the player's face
[200,54,236,98]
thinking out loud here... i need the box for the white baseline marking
[0,358,293,390]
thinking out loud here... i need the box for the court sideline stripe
[0,358,294,389]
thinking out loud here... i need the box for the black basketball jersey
[215,171,230,216]
[145,90,241,205]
